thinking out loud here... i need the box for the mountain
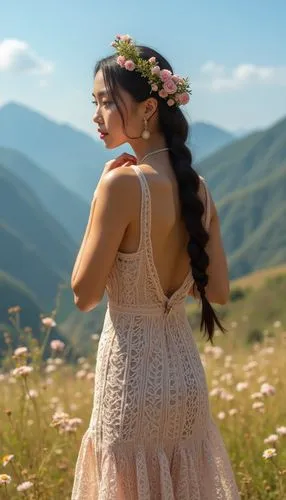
[0,147,89,243]
[189,122,235,162]
[197,115,286,278]
[0,103,236,203]
[0,163,76,309]
[0,102,110,201]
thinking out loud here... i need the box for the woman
[71,34,239,499]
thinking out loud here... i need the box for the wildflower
[76,370,87,379]
[262,448,277,459]
[252,401,265,412]
[12,366,33,378]
[124,60,135,71]
[0,474,12,484]
[229,408,238,416]
[25,389,38,400]
[250,392,263,399]
[2,455,14,467]
[236,381,249,392]
[50,340,65,351]
[273,321,281,328]
[217,411,226,420]
[276,426,286,436]
[13,346,28,357]
[260,383,275,396]
[87,372,95,381]
[42,317,56,328]
[264,434,278,444]
[91,333,100,341]
[53,358,64,366]
[77,357,86,364]
[16,481,33,491]
[45,365,56,374]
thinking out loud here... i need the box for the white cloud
[0,39,54,75]
[199,60,286,91]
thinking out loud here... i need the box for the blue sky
[1,0,285,137]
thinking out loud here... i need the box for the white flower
[25,389,38,400]
[45,365,56,374]
[91,333,100,341]
[276,426,286,436]
[262,448,277,459]
[42,317,56,327]
[76,370,87,379]
[217,411,226,420]
[236,381,249,392]
[264,434,278,444]
[2,454,14,467]
[12,366,33,377]
[252,401,265,411]
[250,392,263,399]
[14,346,28,357]
[17,481,34,491]
[260,383,275,396]
[273,320,281,328]
[0,474,12,484]
[229,408,238,416]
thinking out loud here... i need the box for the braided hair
[94,46,226,342]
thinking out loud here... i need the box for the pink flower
[160,69,173,82]
[117,55,126,67]
[120,34,132,43]
[158,89,168,98]
[148,57,156,64]
[167,99,175,106]
[172,74,180,83]
[151,65,161,75]
[163,80,177,94]
[50,340,65,352]
[151,84,158,91]
[124,60,135,71]
[179,92,190,105]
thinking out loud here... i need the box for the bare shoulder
[98,165,140,212]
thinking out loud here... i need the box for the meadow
[1,268,286,499]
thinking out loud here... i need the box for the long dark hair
[94,46,226,342]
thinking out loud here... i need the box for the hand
[103,152,137,175]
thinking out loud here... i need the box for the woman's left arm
[71,167,133,312]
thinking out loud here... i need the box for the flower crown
[111,34,191,107]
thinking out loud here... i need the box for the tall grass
[0,306,285,499]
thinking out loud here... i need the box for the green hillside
[196,115,286,277]
[0,147,89,243]
[0,164,77,310]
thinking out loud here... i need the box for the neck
[129,131,168,163]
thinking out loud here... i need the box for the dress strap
[199,176,211,231]
[131,164,152,251]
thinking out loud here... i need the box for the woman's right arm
[189,183,230,305]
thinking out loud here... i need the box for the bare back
[118,163,210,299]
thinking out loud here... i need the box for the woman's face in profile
[92,69,143,149]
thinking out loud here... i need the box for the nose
[92,108,103,125]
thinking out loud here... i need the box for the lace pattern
[71,166,240,499]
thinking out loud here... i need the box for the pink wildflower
[124,60,135,71]
[160,69,173,82]
[163,80,177,94]
[50,339,65,352]
[117,55,126,67]
[42,317,56,328]
[158,89,168,98]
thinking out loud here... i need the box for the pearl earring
[141,118,150,140]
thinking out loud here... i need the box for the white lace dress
[71,165,240,499]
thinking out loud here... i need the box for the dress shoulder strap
[130,164,152,251]
[199,176,211,231]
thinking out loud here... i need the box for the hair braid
[159,103,226,342]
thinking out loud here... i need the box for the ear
[143,97,158,120]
